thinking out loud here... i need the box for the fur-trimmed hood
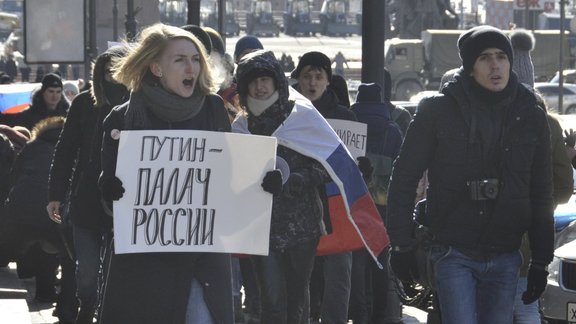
[510,29,535,52]
[29,116,65,143]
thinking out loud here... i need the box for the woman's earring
[158,71,163,78]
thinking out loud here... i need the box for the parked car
[550,69,576,84]
[534,82,576,114]
[540,219,576,324]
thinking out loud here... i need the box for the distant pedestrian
[332,51,349,77]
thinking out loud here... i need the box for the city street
[224,33,363,70]
[0,261,428,324]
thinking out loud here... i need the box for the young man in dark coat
[291,51,355,324]
[0,73,69,130]
[46,46,129,324]
[387,26,554,323]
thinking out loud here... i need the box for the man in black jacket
[291,51,355,324]
[387,26,554,324]
[46,46,129,324]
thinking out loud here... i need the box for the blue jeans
[73,225,110,322]
[513,276,541,324]
[186,278,215,324]
[430,245,521,324]
[251,238,319,324]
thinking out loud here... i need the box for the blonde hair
[112,23,215,94]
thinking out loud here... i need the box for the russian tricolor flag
[0,83,40,114]
[234,88,389,263]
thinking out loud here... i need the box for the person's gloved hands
[522,264,549,304]
[100,176,125,201]
[390,247,419,284]
[284,172,306,197]
[262,170,283,196]
[357,156,373,182]
[564,128,576,148]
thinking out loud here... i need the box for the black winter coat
[387,73,555,265]
[0,93,69,130]
[311,88,357,121]
[98,93,234,324]
[48,90,119,229]
[2,118,64,251]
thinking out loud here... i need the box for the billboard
[24,0,85,63]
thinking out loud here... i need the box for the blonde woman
[97,23,232,323]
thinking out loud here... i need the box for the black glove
[100,176,125,201]
[285,172,305,196]
[357,156,373,181]
[390,248,419,284]
[564,128,576,148]
[262,170,283,196]
[522,265,549,304]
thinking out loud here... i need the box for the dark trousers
[251,238,319,324]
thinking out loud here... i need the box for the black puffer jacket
[48,47,129,230]
[387,71,555,265]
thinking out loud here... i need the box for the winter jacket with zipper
[387,72,555,265]
[98,93,233,324]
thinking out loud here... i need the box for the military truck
[386,29,572,101]
[283,0,323,36]
[246,0,281,37]
[203,0,241,37]
[319,0,361,36]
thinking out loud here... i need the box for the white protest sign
[326,119,367,159]
[114,130,276,255]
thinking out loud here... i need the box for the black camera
[467,179,500,200]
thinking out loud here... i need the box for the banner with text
[326,119,367,159]
[114,130,276,255]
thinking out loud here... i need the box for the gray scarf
[124,82,205,129]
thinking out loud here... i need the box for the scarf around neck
[246,91,279,116]
[124,82,205,129]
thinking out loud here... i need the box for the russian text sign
[114,130,276,255]
[327,119,367,159]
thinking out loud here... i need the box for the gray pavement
[0,261,427,324]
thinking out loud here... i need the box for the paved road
[224,34,363,64]
[0,261,427,324]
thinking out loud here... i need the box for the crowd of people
[0,22,572,324]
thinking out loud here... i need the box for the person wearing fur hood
[46,45,130,324]
[1,117,65,303]
[510,28,536,88]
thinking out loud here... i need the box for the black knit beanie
[291,51,332,80]
[180,24,212,54]
[356,83,382,103]
[458,25,513,73]
[41,73,63,92]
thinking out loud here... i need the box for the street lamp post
[560,0,567,112]
[125,0,140,42]
[113,0,118,41]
